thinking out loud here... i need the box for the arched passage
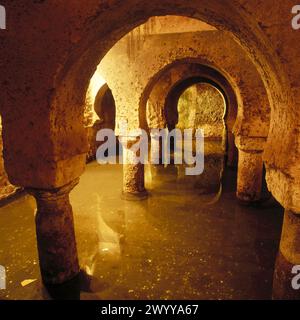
[144,62,238,167]
[1,4,295,207]
[85,83,116,161]
[98,28,272,204]
[1,6,299,299]
[176,82,227,197]
[166,79,226,129]
[93,84,116,129]
[144,62,238,130]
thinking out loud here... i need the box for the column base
[273,251,300,300]
[121,189,149,201]
[44,271,81,300]
[236,193,261,206]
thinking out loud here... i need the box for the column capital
[235,135,266,153]
[119,135,142,149]
[27,178,79,201]
[116,126,144,140]
[149,128,168,138]
[266,167,300,214]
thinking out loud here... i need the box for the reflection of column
[120,136,148,200]
[28,179,80,285]
[273,210,300,300]
[237,149,263,203]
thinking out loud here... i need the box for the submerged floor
[0,145,283,300]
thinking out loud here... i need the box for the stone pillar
[150,131,164,165]
[273,210,300,300]
[28,179,80,285]
[236,149,263,203]
[227,131,238,168]
[235,136,266,204]
[120,136,148,200]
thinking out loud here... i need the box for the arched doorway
[0,6,295,299]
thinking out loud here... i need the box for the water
[0,141,283,300]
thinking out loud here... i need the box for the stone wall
[99,28,269,139]
[177,83,225,139]
[1,2,299,210]
[0,121,19,201]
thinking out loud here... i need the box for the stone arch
[101,31,270,140]
[165,78,234,166]
[164,78,226,130]
[99,28,272,205]
[93,84,116,130]
[144,62,239,166]
[1,4,294,208]
[85,83,117,161]
[1,4,299,295]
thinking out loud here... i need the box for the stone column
[227,131,238,168]
[273,210,300,300]
[150,130,164,165]
[235,136,266,204]
[237,149,263,203]
[120,136,148,200]
[28,179,80,285]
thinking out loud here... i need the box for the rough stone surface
[273,210,300,300]
[121,137,147,199]
[237,150,263,203]
[0,123,19,201]
[97,25,270,182]
[1,1,300,299]
[279,210,300,265]
[28,180,80,285]
[99,29,270,140]
[0,2,298,210]
[177,83,225,138]
[147,62,239,167]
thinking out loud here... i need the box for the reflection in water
[81,193,124,283]
[0,141,283,300]
[149,139,225,205]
